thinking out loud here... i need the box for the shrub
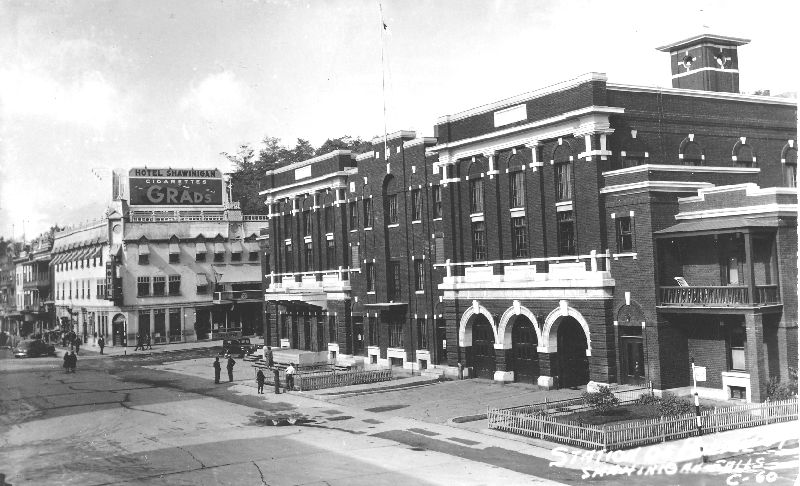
[765,375,798,401]
[636,393,659,406]
[657,393,695,416]
[582,386,620,413]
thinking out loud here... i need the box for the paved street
[0,349,797,485]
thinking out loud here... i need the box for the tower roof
[656,34,750,52]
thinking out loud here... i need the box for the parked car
[13,339,57,358]
[222,338,259,358]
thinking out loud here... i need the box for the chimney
[656,34,750,93]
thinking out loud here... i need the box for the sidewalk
[55,339,222,358]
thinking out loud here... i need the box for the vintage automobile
[13,339,57,358]
[221,338,259,358]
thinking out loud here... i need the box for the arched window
[782,141,797,188]
[679,135,704,166]
[732,138,757,168]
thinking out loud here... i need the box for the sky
[0,0,797,240]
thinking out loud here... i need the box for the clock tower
[656,34,750,93]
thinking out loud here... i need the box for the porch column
[493,344,513,383]
[745,313,767,402]
[744,232,757,304]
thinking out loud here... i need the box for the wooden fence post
[660,416,666,442]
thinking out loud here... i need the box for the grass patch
[557,404,664,426]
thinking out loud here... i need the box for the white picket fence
[487,397,798,451]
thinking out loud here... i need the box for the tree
[315,135,373,156]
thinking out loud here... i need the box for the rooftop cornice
[607,83,797,106]
[265,150,354,176]
[371,130,417,145]
[656,34,750,52]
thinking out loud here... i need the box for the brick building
[259,34,796,402]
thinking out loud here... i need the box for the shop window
[616,216,635,252]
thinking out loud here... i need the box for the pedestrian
[256,369,265,394]
[227,356,236,382]
[69,351,77,373]
[134,333,141,351]
[285,363,295,391]
[74,338,81,355]
[146,333,152,350]
[98,336,105,355]
[265,346,273,368]
[213,357,221,384]
[63,352,70,373]
[273,368,281,394]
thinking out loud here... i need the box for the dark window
[470,178,484,213]
[326,239,336,269]
[328,315,337,343]
[387,194,398,224]
[137,277,150,297]
[366,262,375,292]
[168,275,180,295]
[363,198,374,227]
[730,386,746,400]
[368,315,378,345]
[349,201,358,229]
[285,243,293,272]
[138,253,149,265]
[303,211,312,236]
[196,274,208,294]
[196,240,206,262]
[304,242,313,272]
[411,189,422,221]
[231,249,242,262]
[433,235,445,264]
[214,243,225,262]
[472,221,486,261]
[555,162,572,201]
[557,210,576,256]
[728,325,746,371]
[248,250,258,262]
[417,318,428,349]
[153,276,166,296]
[783,149,797,188]
[432,186,442,218]
[154,308,166,338]
[169,252,179,264]
[510,171,525,208]
[325,206,333,233]
[616,216,635,252]
[389,319,404,348]
[414,259,424,291]
[388,261,401,300]
[511,216,528,258]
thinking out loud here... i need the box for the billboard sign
[128,168,224,206]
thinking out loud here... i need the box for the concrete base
[272,349,328,367]
[494,370,514,383]
[537,375,554,388]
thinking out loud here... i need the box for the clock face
[112,224,122,234]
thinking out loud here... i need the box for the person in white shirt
[285,363,296,390]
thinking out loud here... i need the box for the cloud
[0,66,121,129]
[180,71,256,129]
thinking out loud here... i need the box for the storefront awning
[196,273,209,286]
[213,264,261,284]
[214,242,225,254]
[169,240,180,254]
[195,241,207,254]
[49,253,66,266]
[138,242,150,256]
[246,240,259,253]
[231,240,244,254]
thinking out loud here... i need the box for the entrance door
[436,319,448,364]
[622,336,645,385]
[471,317,495,379]
[112,314,126,346]
[291,316,299,348]
[557,317,589,388]
[353,317,364,355]
[511,317,538,384]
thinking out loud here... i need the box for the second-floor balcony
[659,284,780,308]
[264,268,356,311]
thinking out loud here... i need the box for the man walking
[134,333,141,351]
[256,369,265,394]
[285,363,296,391]
[98,336,105,355]
[213,357,221,384]
[226,356,236,382]
[264,346,273,368]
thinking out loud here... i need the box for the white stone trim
[603,164,760,177]
[607,82,797,106]
[458,300,497,347]
[436,73,608,124]
[678,183,798,202]
[674,204,799,220]
[600,181,714,195]
[497,302,542,350]
[540,301,592,355]
[671,67,740,79]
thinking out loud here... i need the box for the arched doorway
[556,317,589,388]
[470,315,496,379]
[510,316,539,384]
[112,314,126,346]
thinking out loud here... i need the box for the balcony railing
[659,285,780,307]
[213,290,261,301]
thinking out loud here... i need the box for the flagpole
[378,1,388,160]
